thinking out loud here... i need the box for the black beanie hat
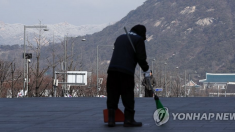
[130,24,146,40]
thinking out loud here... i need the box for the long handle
[124,27,136,52]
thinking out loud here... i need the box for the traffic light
[23,53,32,59]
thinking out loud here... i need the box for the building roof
[199,73,235,83]
[186,80,197,86]
[183,80,200,87]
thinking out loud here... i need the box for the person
[106,24,150,127]
[142,70,156,97]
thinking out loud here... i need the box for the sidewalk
[0,97,235,132]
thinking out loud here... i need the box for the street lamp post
[97,45,113,97]
[63,36,67,97]
[185,70,186,97]
[169,76,173,97]
[161,54,175,97]
[187,71,200,97]
[176,66,179,97]
[164,62,167,97]
[23,25,47,97]
[11,63,15,98]
[63,36,85,96]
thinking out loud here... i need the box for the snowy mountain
[0,21,113,45]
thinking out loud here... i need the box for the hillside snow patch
[154,21,161,27]
[207,9,214,12]
[196,18,214,26]
[180,6,196,14]
[154,2,160,6]
[184,28,193,34]
[147,35,153,42]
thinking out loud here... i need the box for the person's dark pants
[106,71,135,121]
[145,88,153,97]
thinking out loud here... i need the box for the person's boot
[123,110,142,127]
[123,119,142,127]
[108,109,115,127]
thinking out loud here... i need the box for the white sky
[0,0,146,26]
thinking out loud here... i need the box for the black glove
[154,95,159,100]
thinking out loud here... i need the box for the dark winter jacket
[107,32,149,76]
[142,76,156,90]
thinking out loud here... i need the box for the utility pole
[65,37,67,96]
[26,59,30,97]
[24,21,48,97]
[185,70,186,97]
[23,26,26,97]
[11,63,15,98]
[96,45,99,97]
[62,36,85,97]
[164,62,167,97]
[52,33,55,97]
[63,36,68,97]
[169,76,172,97]
[35,22,41,97]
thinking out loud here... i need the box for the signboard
[155,88,163,92]
[98,78,103,85]
[67,71,87,86]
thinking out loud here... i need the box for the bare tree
[0,60,12,97]
[27,22,50,97]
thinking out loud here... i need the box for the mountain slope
[70,0,235,76]
[2,0,235,79]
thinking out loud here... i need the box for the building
[183,80,201,97]
[199,73,235,97]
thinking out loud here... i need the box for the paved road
[0,97,235,132]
